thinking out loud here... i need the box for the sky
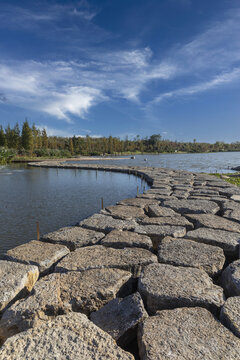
[0,0,240,142]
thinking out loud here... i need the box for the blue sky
[0,0,240,142]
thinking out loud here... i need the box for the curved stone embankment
[1,161,240,358]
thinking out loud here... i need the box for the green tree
[21,120,33,151]
[32,124,39,150]
[5,124,14,148]
[69,138,74,155]
[36,129,42,149]
[148,134,162,152]
[41,128,48,149]
[72,136,78,153]
[0,125,6,147]
[85,135,91,155]
[13,123,20,149]
[124,136,129,152]
[78,137,85,154]
[108,136,113,154]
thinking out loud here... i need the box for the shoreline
[11,156,132,163]
[10,150,240,164]
[1,162,240,358]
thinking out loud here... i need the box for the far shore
[11,156,132,163]
[10,150,240,164]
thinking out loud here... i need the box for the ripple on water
[0,164,149,254]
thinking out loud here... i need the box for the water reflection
[0,164,148,254]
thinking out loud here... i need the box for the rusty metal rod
[36,221,40,241]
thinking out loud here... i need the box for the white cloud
[176,25,240,73]
[181,8,240,73]
[70,8,96,21]
[42,87,105,122]
[150,8,240,104]
[0,64,39,94]
[37,125,102,138]
[36,126,75,138]
[0,46,176,121]
[0,2,97,30]
[153,68,240,103]
[1,6,240,120]
[100,48,152,69]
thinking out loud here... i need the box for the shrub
[0,147,17,164]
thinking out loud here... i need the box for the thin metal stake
[101,197,104,209]
[37,221,40,241]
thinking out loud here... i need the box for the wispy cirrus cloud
[150,7,240,104]
[1,3,240,123]
[0,47,176,121]
[176,12,240,73]
[0,64,40,94]
[153,68,240,103]
[0,1,106,49]
[0,2,97,30]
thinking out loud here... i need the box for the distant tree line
[1,120,240,158]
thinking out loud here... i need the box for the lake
[0,164,148,254]
[68,152,240,173]
[1,151,239,254]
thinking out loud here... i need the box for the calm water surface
[0,164,148,254]
[68,152,240,173]
[1,152,240,254]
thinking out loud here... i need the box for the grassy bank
[3,148,74,163]
[211,173,240,187]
